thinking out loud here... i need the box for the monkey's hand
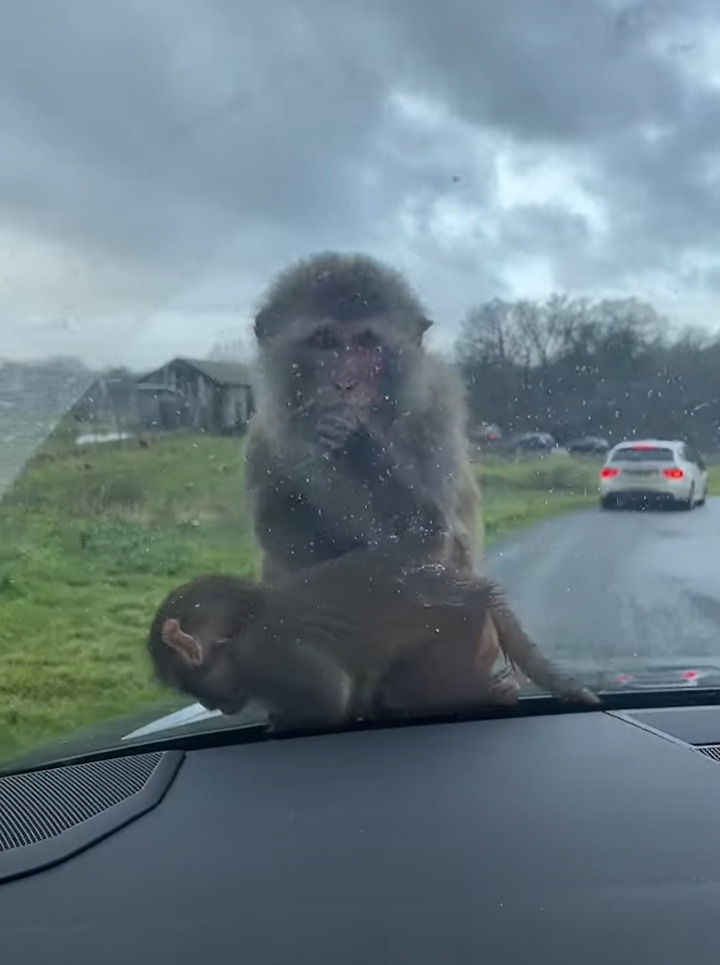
[315,407,362,452]
[514,662,601,706]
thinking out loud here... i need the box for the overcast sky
[1,0,720,370]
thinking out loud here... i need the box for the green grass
[481,455,600,542]
[1,435,715,765]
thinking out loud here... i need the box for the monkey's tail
[491,596,600,707]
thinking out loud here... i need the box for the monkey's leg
[375,619,501,718]
[243,640,358,731]
[490,601,600,706]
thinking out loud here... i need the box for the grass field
[0,433,715,765]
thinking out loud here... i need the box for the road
[486,498,720,667]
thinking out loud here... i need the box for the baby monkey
[147,549,599,729]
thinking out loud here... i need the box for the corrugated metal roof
[137,357,252,387]
[177,357,252,386]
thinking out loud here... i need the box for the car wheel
[679,485,695,511]
[697,484,707,506]
[600,496,616,510]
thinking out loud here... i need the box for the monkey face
[272,314,429,429]
[299,318,387,410]
[253,253,433,432]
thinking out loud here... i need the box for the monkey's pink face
[298,319,395,414]
[308,323,384,404]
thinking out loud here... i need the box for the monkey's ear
[161,619,204,667]
[253,310,277,342]
[415,315,433,342]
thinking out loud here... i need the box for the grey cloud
[1,0,720,363]
[0,0,397,269]
[375,0,720,294]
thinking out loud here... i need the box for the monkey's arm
[448,456,483,574]
[245,422,391,575]
[235,627,357,729]
[364,361,481,568]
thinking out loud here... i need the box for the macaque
[147,549,599,729]
[244,251,482,584]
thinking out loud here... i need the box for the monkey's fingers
[485,675,520,706]
[316,411,361,450]
[552,677,602,706]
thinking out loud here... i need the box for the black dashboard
[3,704,720,963]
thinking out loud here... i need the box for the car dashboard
[2,703,720,963]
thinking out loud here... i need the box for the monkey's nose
[336,378,358,392]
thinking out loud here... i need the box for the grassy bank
[0,434,708,763]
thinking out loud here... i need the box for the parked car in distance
[599,439,708,510]
[566,436,611,455]
[471,423,503,444]
[511,431,558,452]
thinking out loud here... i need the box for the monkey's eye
[307,327,341,351]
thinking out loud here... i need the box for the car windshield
[0,2,719,772]
[611,447,675,463]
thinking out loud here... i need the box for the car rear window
[610,446,675,463]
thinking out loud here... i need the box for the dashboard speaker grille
[0,751,163,850]
[0,750,183,883]
[696,745,720,763]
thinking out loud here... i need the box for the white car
[599,439,709,510]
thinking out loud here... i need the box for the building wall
[220,386,252,431]
[136,361,253,433]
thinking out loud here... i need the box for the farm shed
[135,357,254,434]
[71,371,138,428]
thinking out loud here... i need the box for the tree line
[455,295,720,449]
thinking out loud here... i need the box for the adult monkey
[245,251,483,583]
[242,251,534,704]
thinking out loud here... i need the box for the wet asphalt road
[486,497,720,668]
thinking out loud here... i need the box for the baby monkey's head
[148,575,266,715]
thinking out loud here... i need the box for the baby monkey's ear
[161,618,204,667]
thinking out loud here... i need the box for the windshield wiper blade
[12,687,720,778]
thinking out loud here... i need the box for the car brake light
[663,468,684,479]
[680,670,699,681]
[616,673,633,684]
[600,468,619,478]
